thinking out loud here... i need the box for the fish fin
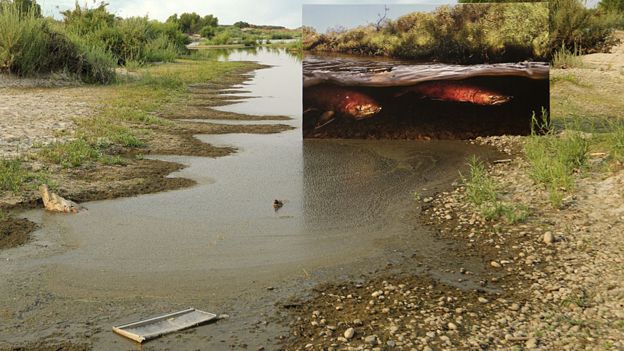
[315,111,335,129]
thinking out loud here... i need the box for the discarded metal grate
[112,308,218,343]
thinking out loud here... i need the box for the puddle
[0,47,500,350]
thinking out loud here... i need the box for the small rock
[447,322,457,330]
[490,261,501,268]
[543,231,554,244]
[525,338,538,349]
[478,297,489,303]
[344,327,355,340]
[364,335,378,345]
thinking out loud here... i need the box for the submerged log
[38,185,82,213]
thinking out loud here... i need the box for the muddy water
[0,48,499,350]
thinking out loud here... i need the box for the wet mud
[0,217,36,250]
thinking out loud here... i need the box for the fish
[396,81,512,106]
[304,86,382,128]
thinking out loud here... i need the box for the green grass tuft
[0,159,50,193]
[524,112,589,208]
[552,43,584,69]
[461,156,530,224]
[39,139,102,168]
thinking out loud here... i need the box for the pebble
[364,335,378,345]
[491,261,502,268]
[478,297,489,303]
[526,338,538,349]
[544,231,554,244]
[344,327,355,340]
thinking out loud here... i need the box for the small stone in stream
[509,303,520,311]
[305,344,313,349]
[387,340,396,347]
[459,267,466,274]
[490,261,501,268]
[364,335,378,345]
[344,327,355,340]
[447,322,457,330]
[543,231,554,244]
[353,319,363,326]
[478,297,489,303]
[423,347,433,351]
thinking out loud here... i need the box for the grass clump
[39,139,102,168]
[0,159,29,193]
[606,119,624,161]
[552,43,584,69]
[0,158,49,193]
[524,113,589,208]
[461,156,530,224]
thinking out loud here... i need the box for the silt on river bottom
[0,48,501,350]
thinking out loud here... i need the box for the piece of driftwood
[38,185,82,213]
[112,308,218,343]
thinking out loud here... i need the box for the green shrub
[0,1,47,75]
[210,31,231,45]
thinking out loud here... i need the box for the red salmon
[397,81,512,106]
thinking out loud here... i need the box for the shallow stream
[0,48,500,350]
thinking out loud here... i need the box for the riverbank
[0,56,292,250]
[282,39,624,350]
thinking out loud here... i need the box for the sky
[40,0,453,28]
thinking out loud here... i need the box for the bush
[305,3,550,63]
[0,1,47,74]
[210,31,231,45]
[0,2,116,83]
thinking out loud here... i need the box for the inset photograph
[303,3,550,139]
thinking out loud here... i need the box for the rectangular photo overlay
[302,3,550,139]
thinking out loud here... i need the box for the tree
[599,0,624,12]
[203,14,218,27]
[233,21,250,28]
[0,0,42,17]
[375,5,390,32]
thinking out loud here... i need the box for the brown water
[0,48,500,350]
